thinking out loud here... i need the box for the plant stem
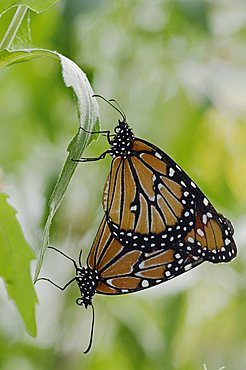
[0,5,28,49]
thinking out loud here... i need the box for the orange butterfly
[39,216,204,353]
[77,96,237,264]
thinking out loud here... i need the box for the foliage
[0,1,60,15]
[0,193,37,335]
[0,0,99,344]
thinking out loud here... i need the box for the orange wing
[87,217,204,295]
[182,212,237,263]
[102,138,237,264]
[103,139,196,247]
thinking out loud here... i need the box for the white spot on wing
[169,168,175,177]
[155,152,162,159]
[184,263,192,271]
[203,198,209,206]
[142,279,149,288]
[197,228,204,237]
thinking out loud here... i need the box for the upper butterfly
[76,96,237,264]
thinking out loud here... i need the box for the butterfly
[76,95,237,264]
[38,216,204,353]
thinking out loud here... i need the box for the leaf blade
[33,54,100,282]
[0,48,100,283]
[0,193,37,336]
[0,1,60,15]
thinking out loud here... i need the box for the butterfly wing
[103,138,237,263]
[183,212,237,263]
[103,138,196,246]
[87,217,204,295]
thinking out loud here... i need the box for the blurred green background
[0,1,246,369]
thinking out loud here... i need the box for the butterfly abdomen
[76,267,99,308]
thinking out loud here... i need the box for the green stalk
[0,5,28,49]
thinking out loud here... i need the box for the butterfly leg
[79,127,111,137]
[36,277,77,290]
[72,150,109,163]
[79,126,114,143]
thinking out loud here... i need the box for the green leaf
[0,193,37,336]
[0,1,60,15]
[35,55,100,282]
[0,48,52,67]
[0,48,100,281]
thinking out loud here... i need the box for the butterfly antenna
[92,94,126,122]
[84,304,95,354]
[78,249,83,267]
[108,98,126,121]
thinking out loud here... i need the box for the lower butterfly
[38,216,204,354]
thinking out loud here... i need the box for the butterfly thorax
[109,120,135,158]
[76,266,99,308]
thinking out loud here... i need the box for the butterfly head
[109,120,135,158]
[75,266,99,309]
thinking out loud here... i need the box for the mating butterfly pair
[40,96,237,353]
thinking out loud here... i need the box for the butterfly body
[76,266,99,308]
